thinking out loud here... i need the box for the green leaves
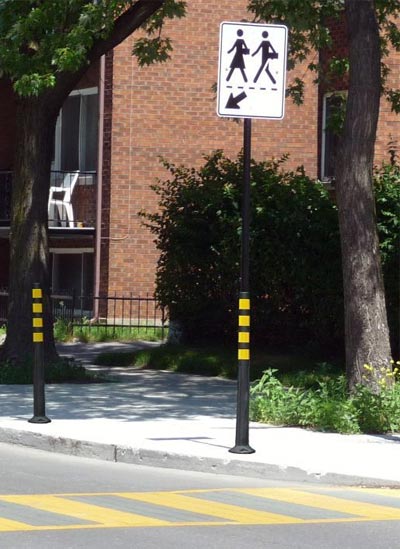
[0,1,186,96]
[247,1,400,109]
[132,0,186,65]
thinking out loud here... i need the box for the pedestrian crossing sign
[217,22,288,119]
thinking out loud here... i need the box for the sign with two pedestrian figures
[217,22,288,119]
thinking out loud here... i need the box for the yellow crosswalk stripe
[239,488,400,521]
[117,491,304,524]
[0,517,36,532]
[1,488,400,533]
[0,495,169,528]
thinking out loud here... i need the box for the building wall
[106,0,319,296]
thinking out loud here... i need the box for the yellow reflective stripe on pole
[238,297,250,361]
[238,315,250,327]
[32,285,44,344]
[239,298,250,310]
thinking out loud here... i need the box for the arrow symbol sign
[225,91,247,109]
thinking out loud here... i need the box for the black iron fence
[0,290,168,339]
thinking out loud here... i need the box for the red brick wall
[376,45,400,165]
[106,0,319,296]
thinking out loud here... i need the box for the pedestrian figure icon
[226,29,250,82]
[252,31,278,84]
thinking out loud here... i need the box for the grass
[53,319,166,343]
[0,356,100,384]
[250,366,400,434]
[93,342,340,381]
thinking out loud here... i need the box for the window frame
[53,87,99,173]
[320,90,347,182]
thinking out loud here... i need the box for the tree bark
[335,0,392,392]
[1,96,59,365]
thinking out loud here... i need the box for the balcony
[0,170,97,232]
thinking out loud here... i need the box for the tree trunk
[1,96,59,366]
[335,0,392,392]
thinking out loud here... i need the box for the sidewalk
[0,342,400,487]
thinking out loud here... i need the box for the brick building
[0,1,399,313]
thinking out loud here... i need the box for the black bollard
[29,283,51,424]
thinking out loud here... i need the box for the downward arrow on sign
[225,91,247,109]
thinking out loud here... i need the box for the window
[321,92,346,181]
[50,250,94,296]
[54,88,99,172]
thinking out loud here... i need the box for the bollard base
[28,416,51,424]
[229,444,255,454]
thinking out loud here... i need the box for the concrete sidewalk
[0,342,400,487]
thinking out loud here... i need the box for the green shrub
[250,368,400,434]
[141,152,399,354]
[141,152,343,348]
[375,162,400,355]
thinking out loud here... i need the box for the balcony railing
[0,170,97,229]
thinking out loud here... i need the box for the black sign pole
[230,117,255,454]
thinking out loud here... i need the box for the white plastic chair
[48,171,79,227]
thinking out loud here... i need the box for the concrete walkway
[0,342,399,486]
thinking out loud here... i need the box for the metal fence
[0,291,169,339]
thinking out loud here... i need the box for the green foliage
[0,357,93,384]
[141,152,399,352]
[0,1,186,96]
[250,368,400,434]
[375,161,400,353]
[73,325,166,343]
[132,0,186,65]
[53,319,73,342]
[247,1,400,111]
[94,343,328,381]
[94,344,238,378]
[53,318,167,343]
[141,151,342,347]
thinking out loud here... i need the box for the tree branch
[88,0,165,63]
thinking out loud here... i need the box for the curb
[1,427,399,488]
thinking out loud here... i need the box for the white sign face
[217,22,288,119]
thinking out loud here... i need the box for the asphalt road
[1,443,400,549]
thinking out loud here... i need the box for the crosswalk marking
[238,488,400,521]
[117,492,304,525]
[0,517,35,532]
[0,495,169,528]
[0,487,400,533]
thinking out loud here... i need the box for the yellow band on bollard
[239,298,250,310]
[238,349,250,360]
[238,331,250,343]
[33,318,43,328]
[32,303,43,314]
[238,315,250,327]
[32,288,43,299]
[33,332,44,343]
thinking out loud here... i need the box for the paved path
[0,342,400,486]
